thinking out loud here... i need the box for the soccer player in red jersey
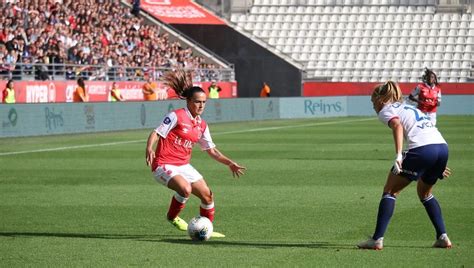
[409,68,442,125]
[145,69,246,237]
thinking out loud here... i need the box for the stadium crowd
[0,0,220,81]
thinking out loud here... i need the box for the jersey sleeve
[155,112,178,138]
[378,105,399,126]
[198,124,216,150]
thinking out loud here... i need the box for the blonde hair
[372,81,403,105]
[162,69,194,99]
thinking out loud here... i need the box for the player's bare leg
[192,179,225,238]
[166,175,191,231]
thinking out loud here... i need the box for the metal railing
[1,63,235,82]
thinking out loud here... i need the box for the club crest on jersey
[163,117,171,124]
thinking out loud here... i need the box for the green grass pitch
[0,116,472,267]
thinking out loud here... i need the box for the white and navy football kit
[378,102,448,185]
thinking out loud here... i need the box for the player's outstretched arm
[389,118,404,174]
[408,94,418,103]
[206,147,246,178]
[145,131,158,166]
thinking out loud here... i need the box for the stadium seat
[234,1,472,82]
[426,6,436,13]
[442,61,451,69]
[345,60,355,68]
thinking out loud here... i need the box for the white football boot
[357,237,384,250]
[433,234,452,248]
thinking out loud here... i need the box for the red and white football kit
[410,83,441,125]
[151,108,215,186]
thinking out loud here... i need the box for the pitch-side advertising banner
[140,0,226,25]
[0,81,237,103]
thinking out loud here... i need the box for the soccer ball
[187,216,213,241]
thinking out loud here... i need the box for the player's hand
[391,153,403,175]
[228,162,246,178]
[442,166,451,179]
[146,148,155,167]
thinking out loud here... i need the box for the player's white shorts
[152,164,203,186]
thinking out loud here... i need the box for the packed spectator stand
[0,0,225,82]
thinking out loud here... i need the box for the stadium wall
[1,96,472,138]
[171,24,302,97]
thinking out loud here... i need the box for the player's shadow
[0,231,175,240]
[156,238,356,250]
[0,232,346,249]
[157,239,429,250]
[0,232,428,249]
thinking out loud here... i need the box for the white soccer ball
[187,216,213,241]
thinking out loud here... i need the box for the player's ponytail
[162,69,205,100]
[372,80,403,105]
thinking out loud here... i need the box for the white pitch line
[215,117,374,135]
[0,140,145,156]
[0,117,374,156]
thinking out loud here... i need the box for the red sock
[200,206,215,222]
[167,196,186,220]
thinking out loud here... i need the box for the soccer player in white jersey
[145,69,246,237]
[358,81,452,250]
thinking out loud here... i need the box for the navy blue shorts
[398,144,449,185]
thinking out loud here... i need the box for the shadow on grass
[147,239,430,250]
[0,231,176,240]
[0,232,428,250]
[153,238,358,250]
[0,231,355,250]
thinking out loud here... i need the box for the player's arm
[143,84,153,94]
[145,131,159,166]
[146,112,177,166]
[437,90,442,107]
[408,87,419,103]
[115,90,125,101]
[79,88,88,102]
[388,117,404,174]
[206,148,246,178]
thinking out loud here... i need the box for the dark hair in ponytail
[162,69,205,100]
